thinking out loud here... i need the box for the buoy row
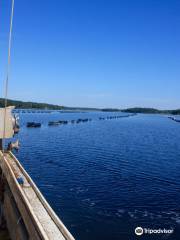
[13,110,83,114]
[168,116,180,123]
[26,114,136,128]
[26,118,92,128]
[48,118,92,126]
[14,110,53,114]
[99,114,136,120]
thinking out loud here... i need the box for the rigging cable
[2,0,15,152]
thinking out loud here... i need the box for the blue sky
[0,0,180,109]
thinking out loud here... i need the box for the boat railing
[8,151,75,240]
[0,151,75,240]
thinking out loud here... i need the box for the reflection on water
[13,112,180,240]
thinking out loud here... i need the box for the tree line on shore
[0,98,180,115]
[121,108,180,115]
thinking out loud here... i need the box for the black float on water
[168,116,180,123]
[76,118,91,123]
[59,120,68,124]
[48,120,68,126]
[48,121,60,126]
[27,122,41,128]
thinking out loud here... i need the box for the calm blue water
[11,112,180,240]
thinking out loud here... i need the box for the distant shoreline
[0,98,179,115]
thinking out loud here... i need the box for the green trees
[0,98,63,110]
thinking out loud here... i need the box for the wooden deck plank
[0,151,75,240]
[5,153,66,240]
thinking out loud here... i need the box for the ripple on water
[16,113,180,240]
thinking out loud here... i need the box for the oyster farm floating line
[26,114,136,128]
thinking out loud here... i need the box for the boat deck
[0,151,75,240]
[0,228,10,240]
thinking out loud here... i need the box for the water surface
[12,112,180,240]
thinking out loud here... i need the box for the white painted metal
[0,106,15,138]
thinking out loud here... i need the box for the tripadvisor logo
[135,226,174,236]
[135,227,143,236]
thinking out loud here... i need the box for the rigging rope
[2,0,15,152]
